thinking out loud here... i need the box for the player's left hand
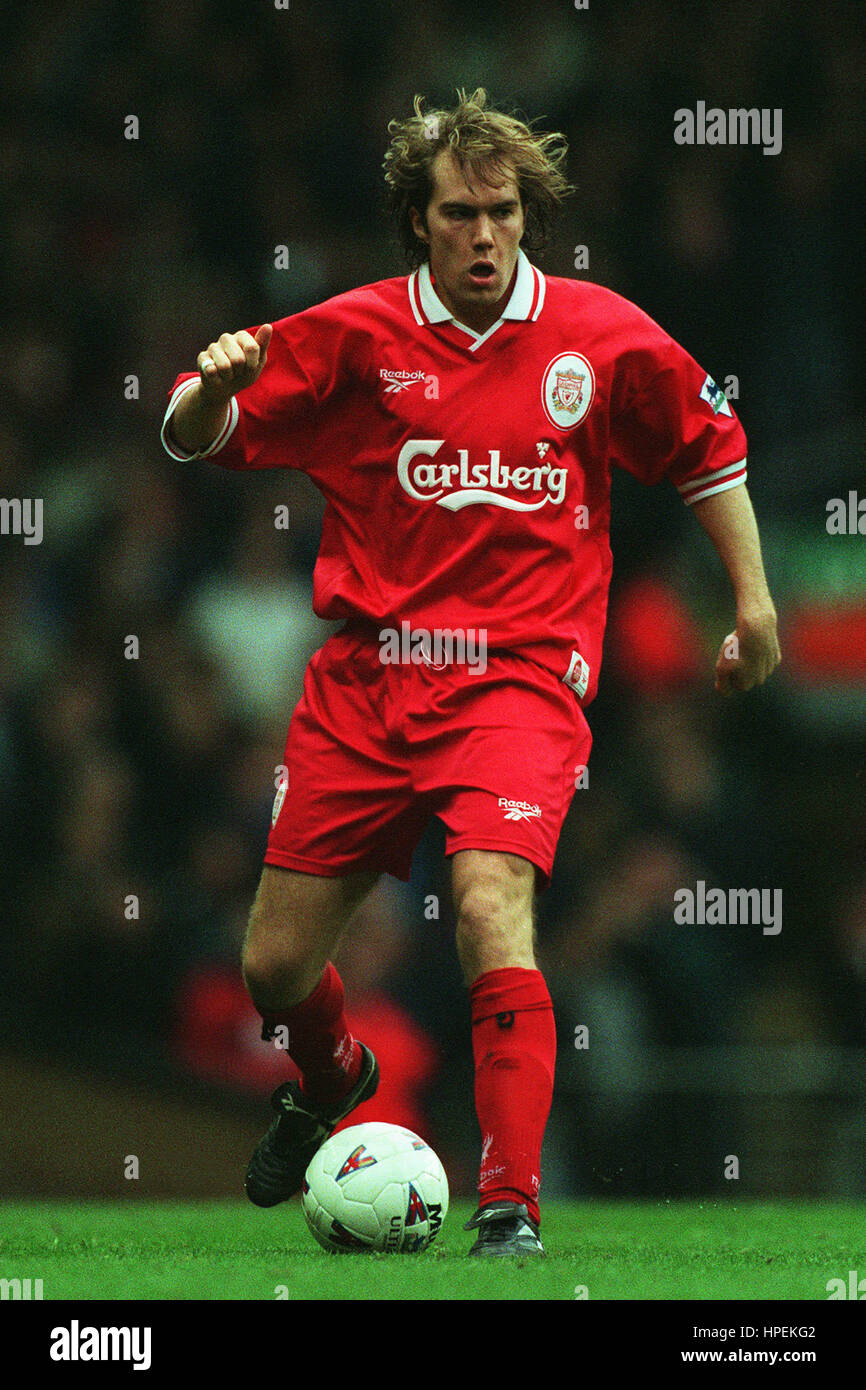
[715,606,781,695]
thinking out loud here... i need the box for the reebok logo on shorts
[499,797,542,822]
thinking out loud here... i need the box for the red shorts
[265,623,592,891]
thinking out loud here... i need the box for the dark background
[1,0,865,1200]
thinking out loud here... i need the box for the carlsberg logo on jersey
[398,440,567,512]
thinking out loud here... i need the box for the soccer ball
[302,1121,449,1253]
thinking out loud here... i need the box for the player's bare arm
[690,483,781,695]
[168,324,272,453]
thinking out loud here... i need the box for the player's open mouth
[468,261,496,284]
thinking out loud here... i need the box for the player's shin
[469,966,556,1226]
[260,960,362,1106]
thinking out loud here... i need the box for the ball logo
[405,1184,429,1226]
[335,1144,378,1181]
[542,353,595,431]
[327,1219,369,1249]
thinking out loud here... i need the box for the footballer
[162,89,781,1256]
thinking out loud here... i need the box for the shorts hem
[264,848,409,881]
[444,837,552,887]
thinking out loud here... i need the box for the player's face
[410,151,525,332]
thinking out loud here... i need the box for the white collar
[408,248,545,346]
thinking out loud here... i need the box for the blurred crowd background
[2,0,866,1199]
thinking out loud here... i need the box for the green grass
[2,1199,865,1300]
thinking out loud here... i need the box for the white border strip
[407,269,425,326]
[530,266,546,320]
[676,457,747,496]
[161,377,238,461]
[680,467,748,506]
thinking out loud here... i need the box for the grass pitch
[2,1199,865,1300]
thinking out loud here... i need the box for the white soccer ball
[302,1121,449,1253]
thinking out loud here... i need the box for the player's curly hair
[383,87,574,268]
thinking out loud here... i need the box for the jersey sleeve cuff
[161,377,239,461]
[677,458,747,505]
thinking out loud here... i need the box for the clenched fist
[198,324,273,405]
[168,324,273,455]
[714,605,781,696]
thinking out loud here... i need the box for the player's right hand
[714,606,781,696]
[197,324,273,403]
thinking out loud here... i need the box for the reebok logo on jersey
[398,439,567,512]
[499,797,542,822]
[379,368,426,393]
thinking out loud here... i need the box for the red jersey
[162,250,747,705]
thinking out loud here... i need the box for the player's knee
[241,908,308,1003]
[452,853,536,978]
[241,935,316,1010]
[453,855,534,932]
[241,936,283,999]
[455,898,533,946]
[456,885,511,937]
[455,893,535,982]
[452,849,534,910]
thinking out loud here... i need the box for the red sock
[261,962,361,1107]
[470,966,556,1226]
